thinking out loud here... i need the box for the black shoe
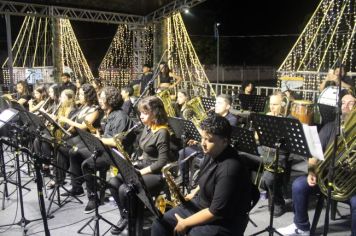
[60,188,85,197]
[84,199,97,214]
[273,204,286,217]
[111,218,128,235]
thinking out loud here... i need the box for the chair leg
[310,195,324,236]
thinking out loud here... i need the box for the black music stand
[250,114,311,236]
[231,126,259,156]
[74,128,120,236]
[0,108,50,236]
[37,110,83,217]
[110,148,163,236]
[201,97,215,112]
[318,103,337,125]
[239,94,267,112]
[168,117,201,192]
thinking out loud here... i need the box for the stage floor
[0,148,352,236]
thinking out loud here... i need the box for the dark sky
[0,0,319,74]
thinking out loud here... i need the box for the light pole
[214,23,220,85]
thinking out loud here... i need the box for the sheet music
[302,125,324,161]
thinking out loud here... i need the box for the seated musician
[241,80,256,95]
[152,114,254,236]
[158,62,182,90]
[13,80,32,109]
[121,86,134,116]
[109,96,172,235]
[78,86,135,214]
[57,84,101,195]
[277,93,356,236]
[29,86,48,113]
[46,84,61,114]
[173,89,192,118]
[259,91,290,217]
[33,89,78,187]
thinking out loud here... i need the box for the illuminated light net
[167,13,215,97]
[2,17,93,85]
[278,0,356,94]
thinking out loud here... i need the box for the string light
[278,0,355,96]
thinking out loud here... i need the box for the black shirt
[224,112,238,127]
[59,82,76,94]
[318,120,336,152]
[102,109,134,138]
[121,100,133,116]
[139,126,170,174]
[140,72,154,95]
[196,146,252,224]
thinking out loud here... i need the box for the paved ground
[0,148,352,236]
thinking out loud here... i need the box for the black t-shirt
[140,72,154,95]
[121,100,133,116]
[224,112,238,127]
[196,146,252,224]
[318,120,336,152]
[59,82,76,94]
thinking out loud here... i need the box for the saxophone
[113,123,142,163]
[316,108,356,201]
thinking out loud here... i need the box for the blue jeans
[292,176,356,235]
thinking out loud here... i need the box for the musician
[14,80,31,108]
[29,86,48,113]
[109,96,171,235]
[260,91,290,217]
[215,94,238,127]
[152,114,254,236]
[139,64,154,95]
[75,77,85,105]
[277,93,356,236]
[121,86,134,116]
[91,77,103,99]
[174,89,191,118]
[59,73,76,94]
[158,62,182,90]
[241,80,255,95]
[319,66,354,93]
[46,84,61,114]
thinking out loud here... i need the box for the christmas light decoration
[278,0,356,94]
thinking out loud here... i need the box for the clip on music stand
[238,94,267,113]
[250,114,311,236]
[318,103,337,125]
[74,128,119,235]
[231,126,259,156]
[110,148,163,236]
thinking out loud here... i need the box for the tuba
[316,108,356,201]
[156,90,176,117]
[186,96,208,128]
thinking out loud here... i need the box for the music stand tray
[168,117,201,142]
[238,94,267,112]
[201,97,215,112]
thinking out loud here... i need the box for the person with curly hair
[109,96,172,235]
[151,114,255,236]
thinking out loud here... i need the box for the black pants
[109,174,164,218]
[151,199,247,236]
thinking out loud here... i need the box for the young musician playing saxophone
[151,114,254,236]
[109,96,172,235]
[75,86,135,214]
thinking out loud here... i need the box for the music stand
[318,103,337,125]
[231,126,259,156]
[201,97,215,112]
[250,114,311,236]
[73,128,118,235]
[239,94,267,112]
[110,148,163,236]
[36,110,83,217]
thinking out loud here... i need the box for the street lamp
[214,22,221,84]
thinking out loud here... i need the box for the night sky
[0,0,319,75]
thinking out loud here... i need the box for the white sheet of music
[302,125,324,161]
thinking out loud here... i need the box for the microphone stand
[323,61,344,236]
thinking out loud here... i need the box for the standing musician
[74,86,135,214]
[29,86,48,113]
[137,64,154,96]
[151,114,254,236]
[109,96,172,235]
[158,62,182,91]
[121,86,134,116]
[277,93,356,236]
